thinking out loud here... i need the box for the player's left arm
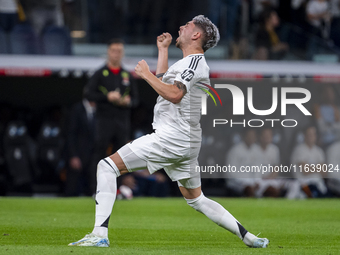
[135,60,186,104]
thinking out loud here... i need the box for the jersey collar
[187,53,204,56]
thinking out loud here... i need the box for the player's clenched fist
[157,32,172,49]
[135,60,150,79]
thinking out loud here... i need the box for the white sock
[92,157,120,238]
[243,232,257,247]
[185,193,256,246]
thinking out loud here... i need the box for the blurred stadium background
[1,0,340,198]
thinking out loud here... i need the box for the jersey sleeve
[174,55,204,91]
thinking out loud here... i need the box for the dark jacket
[84,64,138,119]
[255,27,272,50]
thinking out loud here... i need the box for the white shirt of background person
[306,0,330,27]
[227,141,263,179]
[290,127,327,194]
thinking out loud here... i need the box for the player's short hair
[107,38,125,47]
[193,15,220,52]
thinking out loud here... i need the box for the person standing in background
[84,38,138,195]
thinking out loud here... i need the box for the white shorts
[117,132,201,189]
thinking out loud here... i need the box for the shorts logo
[181,69,194,82]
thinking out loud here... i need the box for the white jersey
[152,53,210,148]
[258,143,280,178]
[291,143,325,180]
[259,144,280,165]
[226,142,263,179]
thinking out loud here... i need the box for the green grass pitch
[1,197,339,255]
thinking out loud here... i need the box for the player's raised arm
[135,60,186,104]
[155,33,172,80]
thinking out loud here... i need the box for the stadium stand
[9,23,39,54]
[0,26,9,53]
[3,121,33,193]
[42,25,72,55]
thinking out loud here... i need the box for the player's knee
[96,160,106,175]
[185,192,205,212]
[97,159,114,175]
[97,158,120,177]
[97,159,107,173]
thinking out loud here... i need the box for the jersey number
[181,69,194,82]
